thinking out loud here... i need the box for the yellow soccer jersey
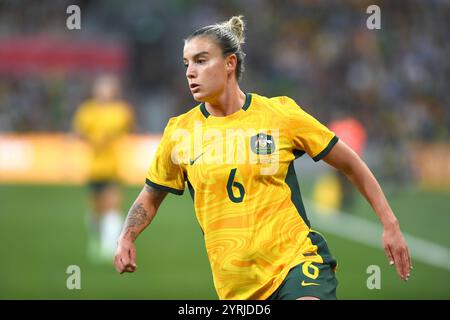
[73,99,134,181]
[146,93,338,300]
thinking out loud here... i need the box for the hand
[382,223,412,281]
[114,238,137,274]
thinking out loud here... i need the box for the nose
[186,64,196,80]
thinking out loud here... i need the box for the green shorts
[268,261,338,300]
[268,231,338,300]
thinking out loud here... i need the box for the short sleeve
[146,118,185,195]
[283,97,339,162]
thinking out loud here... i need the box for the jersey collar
[200,93,252,119]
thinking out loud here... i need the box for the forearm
[120,200,155,242]
[324,140,412,278]
[119,185,167,242]
[342,157,398,228]
[323,141,398,228]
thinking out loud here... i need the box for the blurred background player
[73,74,135,263]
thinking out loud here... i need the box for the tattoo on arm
[144,184,168,203]
[123,203,149,241]
[122,185,168,241]
[127,203,149,228]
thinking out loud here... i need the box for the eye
[197,59,206,64]
[183,63,188,68]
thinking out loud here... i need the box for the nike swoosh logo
[301,280,320,287]
[189,152,204,165]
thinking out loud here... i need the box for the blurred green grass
[0,182,449,299]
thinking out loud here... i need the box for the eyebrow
[183,51,210,62]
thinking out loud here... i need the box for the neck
[204,85,246,117]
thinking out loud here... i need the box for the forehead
[183,36,221,59]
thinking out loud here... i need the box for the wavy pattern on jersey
[201,177,314,299]
[148,93,337,299]
[188,155,317,299]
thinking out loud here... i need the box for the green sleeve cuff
[312,136,339,162]
[145,179,184,195]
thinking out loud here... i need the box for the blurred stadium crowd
[0,0,448,142]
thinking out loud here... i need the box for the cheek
[204,64,227,85]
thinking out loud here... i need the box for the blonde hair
[224,15,245,45]
[186,15,247,81]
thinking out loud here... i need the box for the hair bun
[226,15,245,44]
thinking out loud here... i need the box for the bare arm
[114,184,168,274]
[322,139,412,281]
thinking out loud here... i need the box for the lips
[190,83,200,91]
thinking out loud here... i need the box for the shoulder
[73,100,96,122]
[113,100,135,119]
[163,102,204,132]
[251,93,304,117]
[252,93,300,108]
[269,95,302,110]
[266,94,295,104]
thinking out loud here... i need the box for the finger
[129,247,137,268]
[120,256,131,274]
[403,248,411,280]
[120,250,131,268]
[114,255,125,273]
[392,249,404,280]
[407,247,413,271]
[383,245,394,266]
[119,259,127,274]
[402,249,410,280]
[124,265,136,273]
[123,259,136,273]
[120,249,137,273]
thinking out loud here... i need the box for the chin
[192,92,208,102]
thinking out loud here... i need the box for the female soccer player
[114,16,412,300]
[74,74,135,263]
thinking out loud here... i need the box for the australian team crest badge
[250,133,275,155]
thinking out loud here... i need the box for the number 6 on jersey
[227,168,245,203]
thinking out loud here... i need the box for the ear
[226,54,237,75]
